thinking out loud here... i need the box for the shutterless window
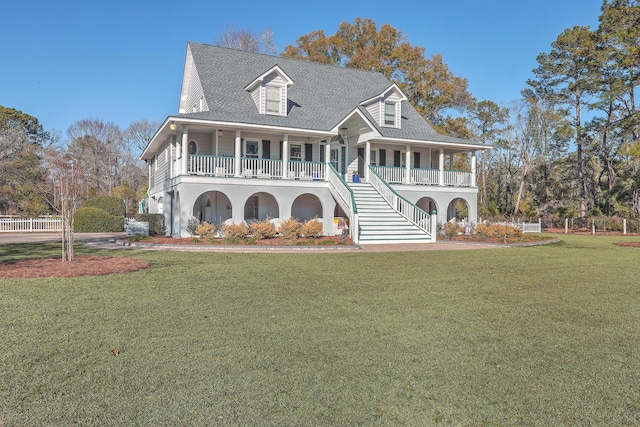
[384,103,396,126]
[265,86,280,114]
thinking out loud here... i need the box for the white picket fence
[0,216,64,233]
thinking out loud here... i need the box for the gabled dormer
[361,84,408,129]
[245,65,293,117]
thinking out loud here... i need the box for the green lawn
[1,235,640,426]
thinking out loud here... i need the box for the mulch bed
[135,235,353,246]
[613,242,640,248]
[0,256,150,279]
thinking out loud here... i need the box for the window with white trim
[370,149,378,166]
[265,86,280,115]
[289,144,302,161]
[244,140,259,158]
[384,102,396,126]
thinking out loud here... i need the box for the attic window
[265,86,280,114]
[384,102,396,126]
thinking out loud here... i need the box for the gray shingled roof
[183,42,472,145]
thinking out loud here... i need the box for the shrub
[300,219,323,238]
[474,223,523,240]
[278,217,301,240]
[196,222,215,237]
[249,219,277,240]
[135,213,166,235]
[84,196,125,217]
[186,216,199,236]
[74,207,124,232]
[443,221,462,239]
[222,222,250,240]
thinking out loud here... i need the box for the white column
[234,130,241,177]
[471,151,477,187]
[364,141,371,181]
[325,142,331,181]
[282,134,289,179]
[213,130,218,156]
[439,149,444,186]
[405,144,411,184]
[181,127,189,175]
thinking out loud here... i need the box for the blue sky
[1,0,602,138]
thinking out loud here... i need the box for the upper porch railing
[372,166,474,187]
[187,155,326,180]
[183,154,472,188]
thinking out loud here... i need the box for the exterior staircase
[348,182,433,244]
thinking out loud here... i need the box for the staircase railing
[327,164,359,243]
[368,165,435,241]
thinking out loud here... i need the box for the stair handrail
[368,165,434,238]
[327,164,359,243]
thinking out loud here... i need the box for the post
[234,130,242,177]
[623,218,627,235]
[365,141,371,182]
[538,218,542,233]
[438,149,444,186]
[592,218,595,235]
[282,134,289,179]
[565,218,568,234]
[471,151,477,187]
[181,127,189,175]
[325,142,331,181]
[405,145,411,184]
[431,210,437,242]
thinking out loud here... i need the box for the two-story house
[141,42,487,244]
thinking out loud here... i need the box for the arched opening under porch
[193,191,232,226]
[447,198,470,222]
[416,197,438,216]
[291,193,323,221]
[244,192,279,222]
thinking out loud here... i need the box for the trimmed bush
[74,207,124,232]
[300,219,323,238]
[278,217,302,240]
[474,223,523,240]
[84,196,125,217]
[196,222,215,237]
[222,222,250,240]
[249,219,277,240]
[134,213,166,236]
[443,221,463,239]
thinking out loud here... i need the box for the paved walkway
[0,232,502,252]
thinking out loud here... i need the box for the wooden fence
[0,216,64,233]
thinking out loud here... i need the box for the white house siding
[155,177,338,237]
[183,66,206,114]
[364,101,380,126]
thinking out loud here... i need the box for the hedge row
[74,207,124,232]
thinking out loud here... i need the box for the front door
[330,148,339,172]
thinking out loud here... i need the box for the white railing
[241,158,283,178]
[287,161,326,180]
[188,155,235,176]
[368,166,434,241]
[0,216,64,233]
[327,164,359,244]
[411,168,439,185]
[373,166,405,184]
[443,170,473,187]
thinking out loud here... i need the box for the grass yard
[1,235,640,426]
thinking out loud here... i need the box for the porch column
[282,134,289,179]
[234,130,241,177]
[438,149,445,186]
[405,144,411,184]
[364,141,371,181]
[213,130,218,156]
[325,142,331,181]
[471,151,477,187]
[181,127,189,175]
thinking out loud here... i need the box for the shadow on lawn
[0,242,76,265]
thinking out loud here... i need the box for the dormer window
[265,86,281,115]
[384,103,396,126]
[245,65,293,117]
